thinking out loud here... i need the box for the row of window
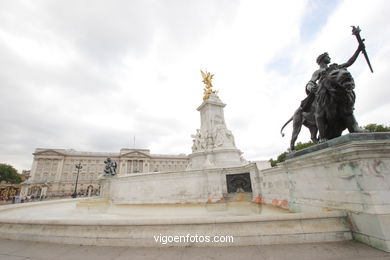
[34,158,189,180]
[61,173,98,181]
[35,172,98,182]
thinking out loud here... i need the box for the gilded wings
[201,70,216,100]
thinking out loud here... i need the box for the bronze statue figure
[104,158,117,176]
[281,26,372,150]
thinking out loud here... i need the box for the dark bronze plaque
[226,173,252,193]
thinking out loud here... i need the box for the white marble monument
[188,71,246,170]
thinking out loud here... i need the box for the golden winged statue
[201,70,217,100]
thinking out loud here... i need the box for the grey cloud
[357,72,390,117]
[42,1,156,66]
[27,0,240,67]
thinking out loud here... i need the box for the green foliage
[0,164,23,184]
[363,124,390,132]
[269,141,315,167]
[294,141,316,151]
[270,159,277,167]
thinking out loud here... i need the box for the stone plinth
[188,93,246,170]
[0,199,351,247]
[260,132,390,252]
[99,163,261,205]
[189,148,244,169]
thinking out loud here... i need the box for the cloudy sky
[1,0,389,171]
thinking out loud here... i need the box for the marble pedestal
[259,133,390,252]
[189,148,244,170]
[188,93,246,170]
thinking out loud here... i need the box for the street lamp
[72,162,82,198]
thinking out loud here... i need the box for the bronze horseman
[281,26,373,150]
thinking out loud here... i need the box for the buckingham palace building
[22,148,189,197]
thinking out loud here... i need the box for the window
[42,173,49,182]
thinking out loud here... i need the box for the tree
[363,123,390,132]
[270,141,315,167]
[270,151,288,167]
[0,164,23,184]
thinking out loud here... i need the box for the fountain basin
[0,197,351,247]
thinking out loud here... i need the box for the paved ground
[0,239,389,260]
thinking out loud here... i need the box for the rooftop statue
[201,70,217,100]
[281,26,373,150]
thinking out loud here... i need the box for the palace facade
[22,148,189,197]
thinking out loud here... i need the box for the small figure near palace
[281,26,373,150]
[104,158,117,176]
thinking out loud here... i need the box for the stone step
[0,210,352,247]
